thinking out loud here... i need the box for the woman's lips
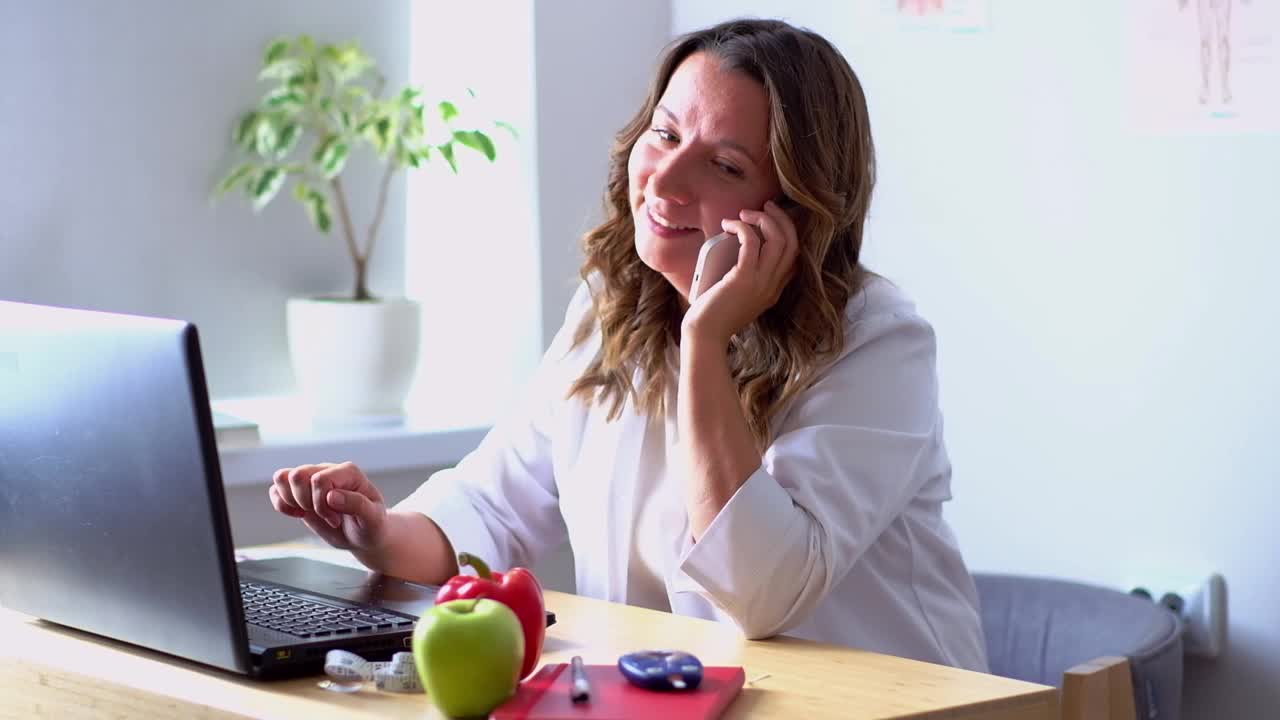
[644,208,699,240]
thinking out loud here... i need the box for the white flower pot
[285,297,421,424]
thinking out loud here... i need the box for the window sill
[212,395,488,488]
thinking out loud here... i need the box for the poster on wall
[1130,0,1280,134]
[885,0,990,34]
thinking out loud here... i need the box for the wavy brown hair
[568,18,876,449]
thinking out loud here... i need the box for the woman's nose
[649,152,694,206]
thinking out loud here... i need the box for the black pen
[570,655,591,703]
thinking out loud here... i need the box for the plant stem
[329,176,369,300]
[364,161,397,280]
[353,257,369,301]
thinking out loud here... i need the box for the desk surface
[1,554,1057,720]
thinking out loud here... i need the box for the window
[403,0,542,428]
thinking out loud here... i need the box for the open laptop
[0,301,552,679]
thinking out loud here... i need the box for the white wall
[531,1,673,348]
[0,0,411,399]
[671,2,1279,718]
[0,0,671,410]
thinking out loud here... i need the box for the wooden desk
[1,558,1057,719]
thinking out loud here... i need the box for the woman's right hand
[269,462,388,553]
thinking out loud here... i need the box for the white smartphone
[689,231,741,303]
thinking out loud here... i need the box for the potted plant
[214,35,509,422]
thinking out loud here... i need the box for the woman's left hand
[682,199,799,349]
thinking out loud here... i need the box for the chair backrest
[974,573,1183,720]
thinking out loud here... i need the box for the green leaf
[360,113,395,155]
[242,169,260,199]
[274,122,302,159]
[437,142,457,173]
[254,115,278,157]
[263,86,305,110]
[292,182,332,232]
[264,38,290,66]
[400,87,423,107]
[251,167,286,211]
[319,140,349,178]
[259,58,303,82]
[312,134,337,165]
[438,101,458,123]
[494,120,519,139]
[214,163,256,197]
[343,85,370,102]
[403,116,424,140]
[322,42,373,84]
[233,111,259,150]
[340,45,373,76]
[373,116,394,154]
[396,144,415,168]
[298,35,316,54]
[453,130,496,161]
[308,193,333,232]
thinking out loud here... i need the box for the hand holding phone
[688,231,741,303]
[688,197,799,304]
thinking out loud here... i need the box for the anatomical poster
[1130,0,1280,134]
[888,0,991,33]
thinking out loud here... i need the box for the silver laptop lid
[0,301,251,674]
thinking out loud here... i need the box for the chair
[974,573,1184,720]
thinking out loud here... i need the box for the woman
[269,18,988,671]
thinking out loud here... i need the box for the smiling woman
[629,53,782,297]
[268,17,990,674]
[574,20,877,451]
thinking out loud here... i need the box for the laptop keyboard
[239,581,414,639]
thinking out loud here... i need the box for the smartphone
[689,231,741,303]
[688,197,797,303]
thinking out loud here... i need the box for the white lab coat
[398,275,989,672]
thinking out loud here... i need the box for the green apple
[413,598,525,718]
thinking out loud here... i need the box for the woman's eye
[716,161,743,177]
[651,127,677,143]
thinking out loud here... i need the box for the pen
[570,655,590,703]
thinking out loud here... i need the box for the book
[212,409,260,450]
[492,662,745,720]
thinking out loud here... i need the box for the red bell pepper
[436,552,545,679]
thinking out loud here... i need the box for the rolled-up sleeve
[672,310,946,638]
[395,283,594,572]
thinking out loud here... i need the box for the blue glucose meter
[617,650,704,691]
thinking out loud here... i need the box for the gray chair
[974,573,1184,720]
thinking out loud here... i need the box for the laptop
[0,301,553,678]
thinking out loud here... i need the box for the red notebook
[491,663,746,720]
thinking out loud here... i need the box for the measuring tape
[319,649,423,694]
